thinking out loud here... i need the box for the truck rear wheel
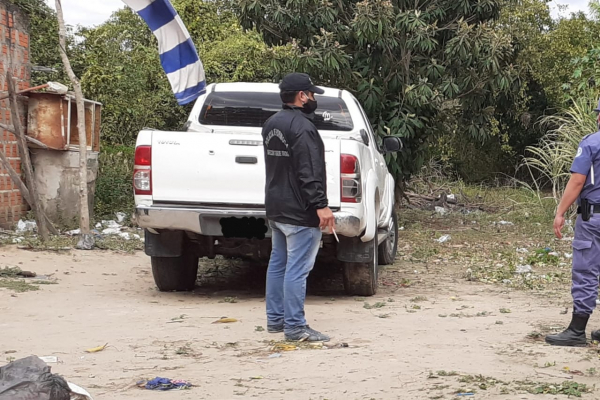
[342,233,378,296]
[151,252,199,292]
[378,209,399,265]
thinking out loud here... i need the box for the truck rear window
[199,91,353,131]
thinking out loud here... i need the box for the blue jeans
[266,221,322,334]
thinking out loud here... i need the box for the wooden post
[6,71,51,240]
[55,0,93,248]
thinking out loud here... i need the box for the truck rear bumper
[133,205,362,237]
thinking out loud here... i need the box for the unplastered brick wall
[0,0,29,228]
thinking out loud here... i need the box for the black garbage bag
[0,356,71,400]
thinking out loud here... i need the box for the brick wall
[0,0,29,228]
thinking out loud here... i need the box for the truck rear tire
[378,209,398,265]
[151,252,199,292]
[342,233,378,296]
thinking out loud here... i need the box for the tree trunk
[55,0,92,247]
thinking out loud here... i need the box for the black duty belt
[577,199,600,221]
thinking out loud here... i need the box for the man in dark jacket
[262,73,335,342]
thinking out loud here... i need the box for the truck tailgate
[151,131,341,207]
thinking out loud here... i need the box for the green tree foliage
[6,0,69,85]
[533,13,600,105]
[233,0,521,181]
[77,0,282,146]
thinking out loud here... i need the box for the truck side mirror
[381,136,402,153]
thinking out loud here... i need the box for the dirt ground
[1,211,600,399]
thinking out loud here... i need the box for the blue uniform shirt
[571,131,600,203]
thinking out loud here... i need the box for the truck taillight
[134,145,152,195]
[341,154,361,203]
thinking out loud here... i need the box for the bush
[94,146,134,220]
[522,92,599,202]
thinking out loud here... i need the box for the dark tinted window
[199,91,353,131]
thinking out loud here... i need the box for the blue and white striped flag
[121,0,206,105]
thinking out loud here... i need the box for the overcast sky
[48,0,591,27]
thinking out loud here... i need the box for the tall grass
[522,94,599,204]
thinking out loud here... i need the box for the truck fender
[361,171,379,243]
[380,174,395,229]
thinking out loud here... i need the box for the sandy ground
[1,246,600,400]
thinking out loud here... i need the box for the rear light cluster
[341,154,361,203]
[134,145,152,195]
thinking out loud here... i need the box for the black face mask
[301,92,318,114]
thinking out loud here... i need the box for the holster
[580,198,591,222]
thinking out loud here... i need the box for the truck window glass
[199,91,354,131]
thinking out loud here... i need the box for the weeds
[0,279,39,292]
[363,302,386,309]
[517,381,591,397]
[220,297,238,304]
[0,267,22,278]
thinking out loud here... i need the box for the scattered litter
[515,265,532,274]
[548,252,559,257]
[101,220,121,229]
[85,343,108,353]
[271,343,298,352]
[565,253,573,259]
[118,232,131,240]
[435,206,447,215]
[68,382,94,400]
[0,356,72,400]
[102,228,121,235]
[212,317,238,324]
[12,237,24,244]
[38,356,58,363]
[268,353,282,358]
[323,342,349,349]
[447,194,456,201]
[76,234,95,251]
[399,226,405,231]
[16,220,37,233]
[435,235,451,243]
[502,279,512,284]
[497,221,513,226]
[516,248,529,254]
[95,223,102,229]
[138,377,192,391]
[66,229,81,236]
[115,212,127,223]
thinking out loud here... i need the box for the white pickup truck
[133,83,402,296]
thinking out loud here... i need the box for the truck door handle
[236,156,257,164]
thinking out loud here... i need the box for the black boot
[545,314,589,347]
[592,330,600,342]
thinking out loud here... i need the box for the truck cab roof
[208,82,347,99]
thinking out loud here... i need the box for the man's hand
[317,207,335,232]
[554,213,565,239]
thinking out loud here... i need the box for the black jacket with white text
[262,105,328,228]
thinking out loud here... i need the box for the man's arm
[554,174,586,239]
[291,127,334,230]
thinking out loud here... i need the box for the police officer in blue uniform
[546,100,600,346]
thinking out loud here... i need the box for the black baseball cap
[279,73,324,94]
